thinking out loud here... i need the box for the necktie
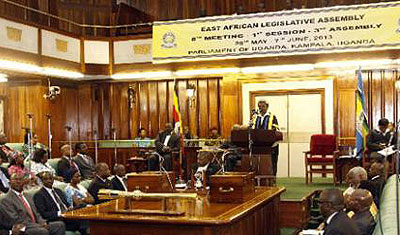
[52,189,67,212]
[18,193,36,223]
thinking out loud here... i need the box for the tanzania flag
[172,80,185,156]
[356,68,369,158]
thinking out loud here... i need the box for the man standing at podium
[254,100,280,176]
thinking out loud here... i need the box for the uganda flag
[355,68,369,159]
[172,80,185,157]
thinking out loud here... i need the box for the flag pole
[173,77,185,185]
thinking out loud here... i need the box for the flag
[172,80,185,177]
[356,68,369,158]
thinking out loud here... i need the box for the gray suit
[74,154,95,179]
[0,190,65,235]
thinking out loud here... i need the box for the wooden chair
[304,134,337,185]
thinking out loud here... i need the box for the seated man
[34,172,87,235]
[205,127,223,147]
[148,123,179,171]
[73,143,95,179]
[0,156,9,193]
[110,164,128,191]
[368,162,386,208]
[0,173,65,235]
[57,144,79,182]
[345,166,378,218]
[367,118,395,162]
[88,163,112,205]
[319,188,359,235]
[191,151,220,187]
[134,128,152,148]
[346,189,376,235]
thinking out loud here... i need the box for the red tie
[18,193,36,223]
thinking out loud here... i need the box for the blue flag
[355,68,369,158]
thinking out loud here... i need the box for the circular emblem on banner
[162,31,177,48]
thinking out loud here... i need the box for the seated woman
[65,170,94,209]
[31,149,63,182]
[7,151,36,189]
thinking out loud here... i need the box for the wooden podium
[230,130,282,183]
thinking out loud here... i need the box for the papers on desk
[301,229,323,235]
[378,145,397,157]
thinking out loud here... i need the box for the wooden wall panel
[148,82,159,137]
[383,71,395,123]
[198,80,209,137]
[208,79,219,132]
[78,84,92,140]
[157,82,168,137]
[138,82,149,132]
[371,71,382,127]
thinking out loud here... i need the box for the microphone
[251,109,258,115]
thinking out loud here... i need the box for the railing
[0,0,153,37]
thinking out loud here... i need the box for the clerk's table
[63,187,285,235]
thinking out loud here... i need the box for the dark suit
[149,130,180,171]
[0,209,11,235]
[367,129,395,156]
[74,154,95,179]
[323,211,360,235]
[191,163,220,186]
[33,187,69,222]
[255,113,280,175]
[0,190,65,235]
[352,210,376,235]
[34,187,87,234]
[371,175,386,208]
[111,176,127,191]
[0,167,9,193]
[88,176,113,205]
[57,156,77,182]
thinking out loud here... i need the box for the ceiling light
[174,68,240,76]
[241,64,314,73]
[42,68,84,79]
[0,59,41,73]
[315,59,394,68]
[111,71,173,79]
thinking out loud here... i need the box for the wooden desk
[63,187,285,235]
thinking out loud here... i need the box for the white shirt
[196,163,210,174]
[163,135,171,146]
[0,169,9,189]
[326,211,338,225]
[116,175,128,191]
[44,187,61,216]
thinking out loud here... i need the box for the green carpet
[277,177,345,200]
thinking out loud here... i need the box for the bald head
[346,189,373,213]
[95,162,111,179]
[60,144,72,157]
[370,162,385,178]
[347,167,368,187]
[113,164,126,177]
[319,188,345,218]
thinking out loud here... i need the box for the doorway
[250,89,325,177]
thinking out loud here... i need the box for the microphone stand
[65,126,72,160]
[396,121,400,235]
[45,114,52,159]
[93,130,98,164]
[248,110,257,171]
[111,128,117,166]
